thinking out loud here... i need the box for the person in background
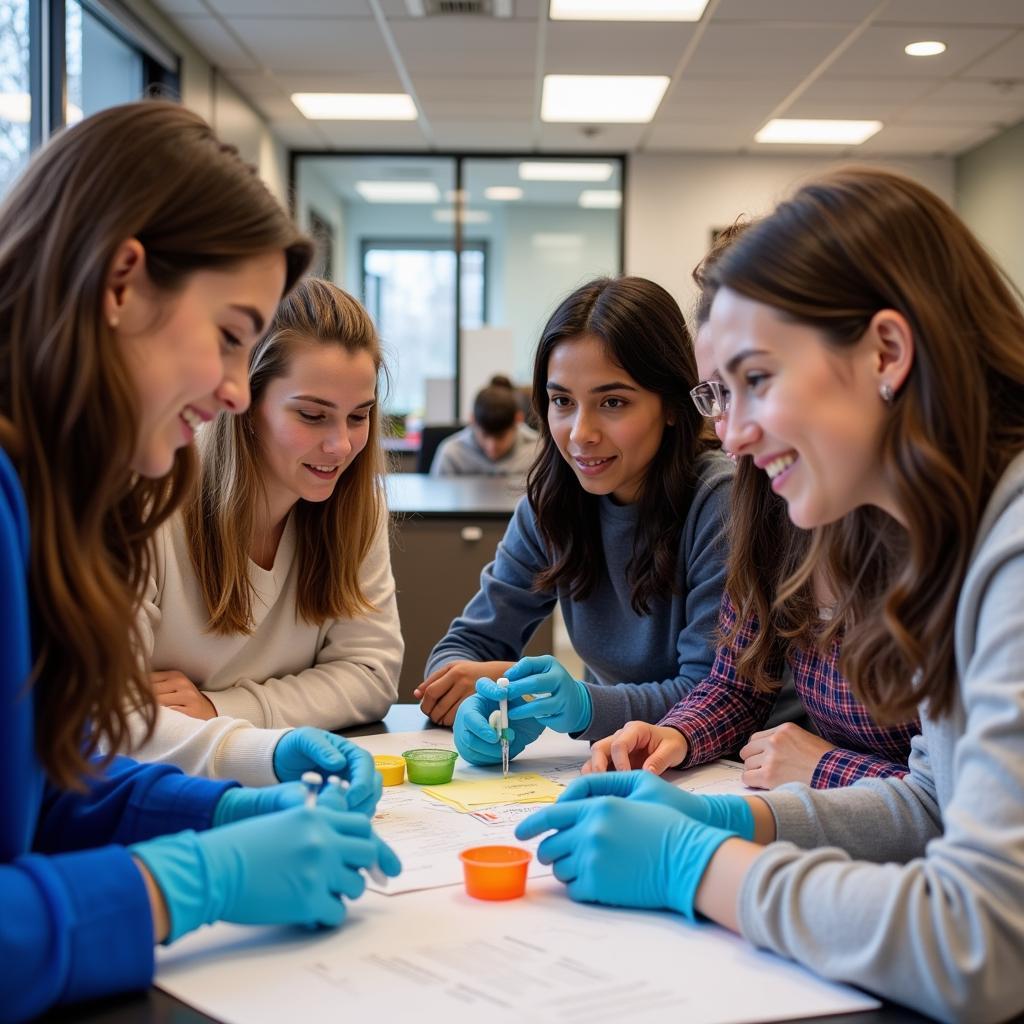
[421,276,732,739]
[586,222,918,790]
[430,374,539,479]
[128,277,402,785]
[0,101,398,1022]
[517,167,1024,1023]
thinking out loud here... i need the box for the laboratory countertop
[385,473,525,517]
[52,706,933,1024]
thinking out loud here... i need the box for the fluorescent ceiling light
[433,208,491,224]
[519,161,614,182]
[579,189,621,209]
[550,0,709,20]
[355,181,440,203]
[904,40,946,57]
[542,74,669,123]
[291,93,417,120]
[484,186,523,201]
[754,118,883,145]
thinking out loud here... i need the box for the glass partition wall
[293,154,623,446]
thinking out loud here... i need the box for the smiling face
[254,341,378,525]
[710,286,898,529]
[546,333,668,504]
[694,321,730,448]
[114,249,286,478]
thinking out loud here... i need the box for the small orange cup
[459,845,532,901]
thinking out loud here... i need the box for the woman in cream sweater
[127,277,402,786]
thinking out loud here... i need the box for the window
[0,0,30,195]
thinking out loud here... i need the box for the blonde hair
[185,277,386,634]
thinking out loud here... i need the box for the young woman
[517,167,1024,1023]
[431,276,733,753]
[0,102,398,1021]
[125,277,402,783]
[586,224,919,790]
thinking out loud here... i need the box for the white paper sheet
[156,879,880,1024]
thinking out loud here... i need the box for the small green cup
[402,748,458,785]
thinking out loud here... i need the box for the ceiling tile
[683,23,852,78]
[544,22,696,76]
[150,0,207,14]
[209,0,370,13]
[826,25,1015,78]
[537,123,647,150]
[431,120,534,149]
[174,15,260,69]
[858,121,997,154]
[267,118,331,148]
[880,0,1024,27]
[959,31,1024,78]
[421,96,533,120]
[643,120,755,151]
[227,17,389,72]
[715,0,875,21]
[657,77,791,121]
[314,121,430,148]
[389,20,537,74]
[413,75,534,100]
[378,0,542,15]
[806,75,940,103]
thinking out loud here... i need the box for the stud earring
[108,316,120,329]
[879,382,895,403]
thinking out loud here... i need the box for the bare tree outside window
[0,0,30,196]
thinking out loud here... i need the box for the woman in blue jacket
[0,101,399,1022]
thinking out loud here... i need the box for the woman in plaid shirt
[585,224,919,790]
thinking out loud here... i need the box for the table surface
[385,473,525,517]
[51,706,933,1024]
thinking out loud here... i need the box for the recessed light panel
[550,0,710,20]
[542,75,670,123]
[905,40,946,57]
[355,181,440,203]
[579,190,622,209]
[291,93,417,120]
[754,119,883,145]
[484,186,524,201]
[519,161,615,182]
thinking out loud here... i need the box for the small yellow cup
[373,754,406,786]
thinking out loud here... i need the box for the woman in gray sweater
[517,168,1024,1024]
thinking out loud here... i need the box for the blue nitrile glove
[132,803,402,942]
[478,655,593,735]
[558,771,754,840]
[454,692,545,766]
[515,796,737,921]
[212,781,305,826]
[272,728,382,817]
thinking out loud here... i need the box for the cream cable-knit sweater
[125,507,402,785]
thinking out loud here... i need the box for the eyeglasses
[689,379,731,418]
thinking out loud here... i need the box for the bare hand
[738,722,834,789]
[582,721,688,775]
[414,660,514,726]
[150,670,217,721]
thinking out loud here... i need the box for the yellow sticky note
[422,773,563,813]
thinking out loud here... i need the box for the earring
[879,382,895,403]
[108,316,120,329]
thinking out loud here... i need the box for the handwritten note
[421,772,564,812]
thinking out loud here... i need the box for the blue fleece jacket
[427,451,733,739]
[0,447,232,1022]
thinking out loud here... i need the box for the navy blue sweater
[0,447,232,1022]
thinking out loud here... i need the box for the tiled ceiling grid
[151,0,1024,156]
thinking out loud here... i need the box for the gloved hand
[273,728,382,817]
[454,692,545,766]
[132,802,402,942]
[212,782,305,826]
[557,771,755,841]
[478,655,593,735]
[515,796,737,920]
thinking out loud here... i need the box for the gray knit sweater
[738,450,1024,1024]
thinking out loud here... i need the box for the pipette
[327,774,388,887]
[498,677,510,778]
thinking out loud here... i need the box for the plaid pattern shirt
[659,594,919,788]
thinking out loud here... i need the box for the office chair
[416,423,462,473]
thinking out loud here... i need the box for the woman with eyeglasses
[516,167,1024,1023]
[437,276,733,762]
[585,224,919,790]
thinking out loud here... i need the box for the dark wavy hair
[0,100,313,787]
[527,276,714,615]
[708,166,1024,721]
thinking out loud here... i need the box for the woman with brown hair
[517,167,1024,1022]
[0,103,398,1021]
[586,223,919,790]
[127,276,402,783]
[440,275,733,758]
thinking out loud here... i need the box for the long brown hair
[708,166,1024,720]
[185,277,386,634]
[528,276,716,614]
[0,100,313,787]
